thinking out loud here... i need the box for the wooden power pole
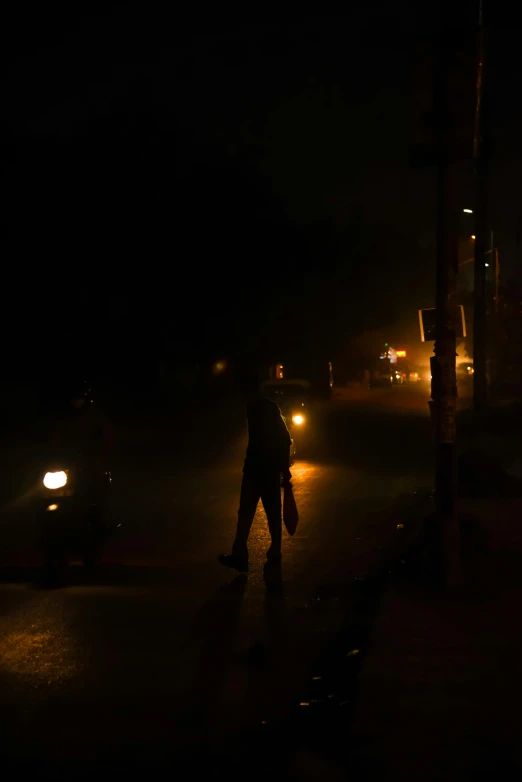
[413,7,478,586]
[473,1,488,416]
[430,28,460,587]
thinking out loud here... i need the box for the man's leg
[260,475,282,562]
[231,474,260,562]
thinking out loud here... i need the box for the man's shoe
[218,554,249,572]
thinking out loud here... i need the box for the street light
[463,208,473,213]
[471,235,476,239]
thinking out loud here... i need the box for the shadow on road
[263,561,285,644]
[184,574,248,749]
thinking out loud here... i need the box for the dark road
[0,386,433,774]
[4,6,521,776]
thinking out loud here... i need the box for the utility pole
[430,27,459,587]
[494,247,499,312]
[473,0,488,415]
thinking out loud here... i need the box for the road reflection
[0,598,81,684]
[290,461,324,510]
[291,461,321,481]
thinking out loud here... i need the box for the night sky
[4,5,521,383]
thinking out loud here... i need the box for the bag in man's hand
[283,483,299,536]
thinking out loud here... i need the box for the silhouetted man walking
[219,370,292,572]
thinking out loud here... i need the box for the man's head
[236,369,261,402]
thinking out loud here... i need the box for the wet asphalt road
[0,386,434,775]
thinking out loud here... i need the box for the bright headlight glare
[43,471,67,490]
[292,414,304,425]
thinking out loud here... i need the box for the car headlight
[43,471,68,490]
[292,414,304,425]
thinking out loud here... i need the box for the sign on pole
[419,305,466,342]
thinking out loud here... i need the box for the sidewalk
[350,496,522,781]
[458,400,522,483]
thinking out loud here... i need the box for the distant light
[471,235,476,240]
[463,208,473,214]
[485,263,489,267]
[467,367,471,370]
[212,360,227,375]
[384,342,389,347]
[292,414,304,425]
[46,504,59,511]
[43,471,67,490]
[396,350,407,358]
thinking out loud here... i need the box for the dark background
[3,5,521,410]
